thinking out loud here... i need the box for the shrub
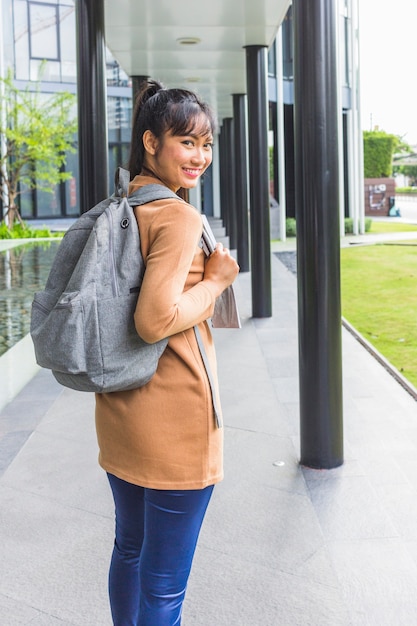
[395,187,417,194]
[286,218,296,237]
[0,221,63,239]
[344,218,372,234]
[344,218,353,234]
[363,130,397,178]
[284,217,371,237]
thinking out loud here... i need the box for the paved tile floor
[1,248,417,625]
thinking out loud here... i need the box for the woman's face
[143,117,213,192]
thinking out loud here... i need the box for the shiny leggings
[107,473,214,626]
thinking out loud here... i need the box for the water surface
[0,242,60,357]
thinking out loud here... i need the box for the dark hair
[128,79,216,179]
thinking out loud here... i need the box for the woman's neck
[140,166,159,179]
[140,166,182,195]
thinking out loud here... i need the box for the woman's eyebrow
[181,133,213,142]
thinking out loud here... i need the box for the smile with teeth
[183,167,201,176]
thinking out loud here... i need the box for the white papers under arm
[201,215,241,329]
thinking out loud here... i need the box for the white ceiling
[104,0,291,122]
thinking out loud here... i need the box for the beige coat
[95,175,223,489]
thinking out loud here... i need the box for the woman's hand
[203,243,240,297]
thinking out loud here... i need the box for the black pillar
[131,75,149,103]
[218,124,228,229]
[201,164,214,216]
[293,0,343,468]
[245,45,272,318]
[75,0,108,211]
[233,94,250,272]
[269,102,279,203]
[222,117,237,249]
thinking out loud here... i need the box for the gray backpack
[30,168,179,393]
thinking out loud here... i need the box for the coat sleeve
[134,200,218,343]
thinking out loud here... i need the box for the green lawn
[341,243,417,388]
[369,221,417,234]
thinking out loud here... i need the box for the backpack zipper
[33,295,78,314]
[105,207,119,297]
[32,300,50,314]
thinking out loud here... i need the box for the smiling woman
[127,79,216,193]
[95,78,240,626]
[141,129,213,192]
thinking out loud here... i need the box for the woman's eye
[182,140,193,146]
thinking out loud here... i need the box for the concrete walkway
[1,248,417,625]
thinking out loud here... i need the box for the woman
[95,79,239,625]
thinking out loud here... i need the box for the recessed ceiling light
[186,77,201,83]
[177,37,201,45]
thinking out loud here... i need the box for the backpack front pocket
[31,291,87,374]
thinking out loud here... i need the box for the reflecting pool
[0,241,60,357]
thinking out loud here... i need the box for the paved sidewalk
[1,251,417,625]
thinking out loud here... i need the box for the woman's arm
[134,202,219,343]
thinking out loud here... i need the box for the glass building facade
[1,0,358,223]
[2,0,132,219]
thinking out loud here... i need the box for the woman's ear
[142,130,159,156]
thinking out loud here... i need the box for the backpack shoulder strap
[128,183,180,207]
[115,167,130,197]
[114,167,181,206]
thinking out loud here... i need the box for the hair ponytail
[128,78,216,179]
[128,79,164,178]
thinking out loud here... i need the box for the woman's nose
[191,146,211,166]
[191,148,205,163]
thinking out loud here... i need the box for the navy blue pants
[107,473,214,626]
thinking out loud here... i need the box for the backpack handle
[114,167,131,198]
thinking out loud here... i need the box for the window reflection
[14,0,76,82]
[29,2,59,60]
[11,0,132,218]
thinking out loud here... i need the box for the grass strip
[370,221,417,234]
[341,243,417,388]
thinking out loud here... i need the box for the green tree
[392,136,417,185]
[0,67,77,226]
[394,164,417,186]
[363,130,398,178]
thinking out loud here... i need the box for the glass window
[282,6,293,80]
[29,58,60,80]
[64,151,79,216]
[29,2,59,60]
[35,184,61,218]
[121,144,130,168]
[106,49,131,87]
[341,12,350,88]
[19,189,34,219]
[108,97,131,132]
[17,162,35,219]
[118,97,132,130]
[268,41,276,77]
[14,0,30,80]
[108,146,119,185]
[59,4,76,81]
